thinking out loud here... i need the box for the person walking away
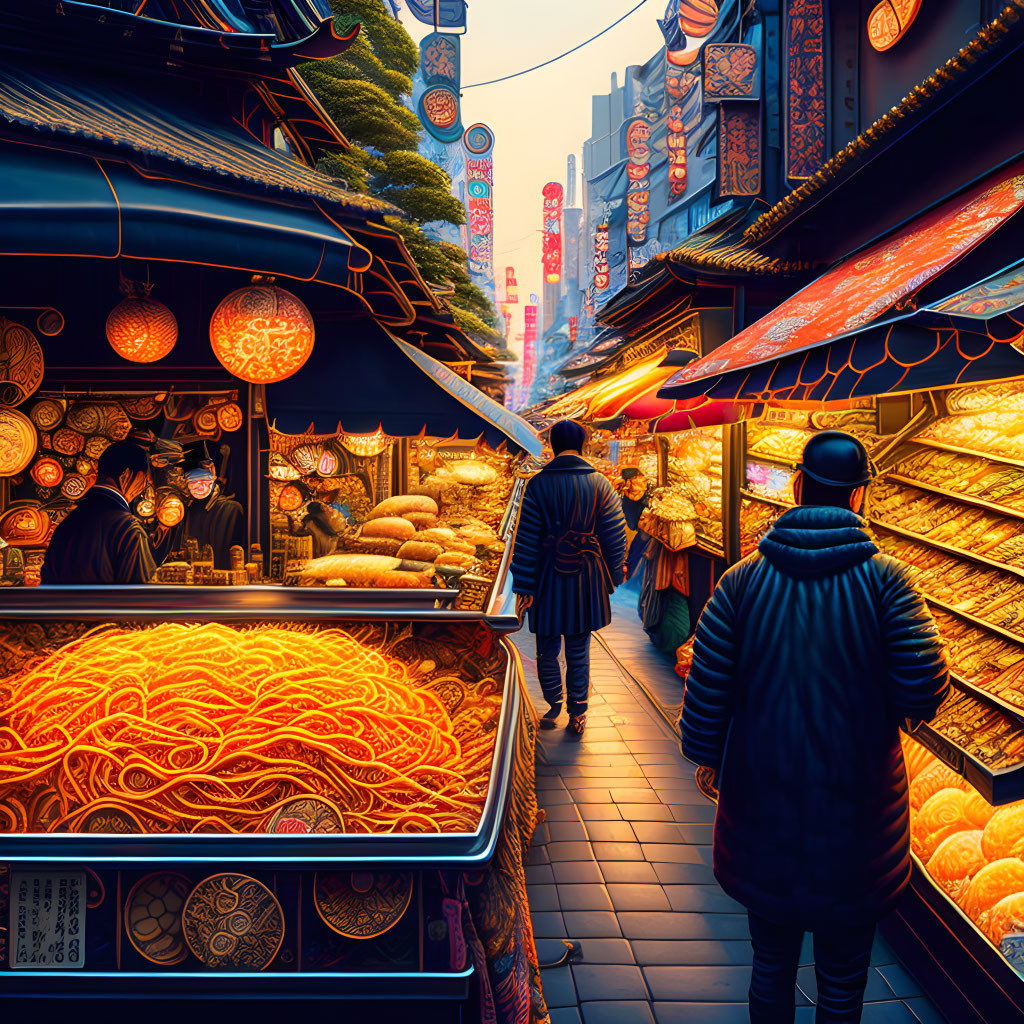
[42,439,156,584]
[679,431,949,1024]
[511,419,627,735]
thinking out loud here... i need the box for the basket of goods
[29,399,64,431]
[454,574,493,611]
[639,489,698,551]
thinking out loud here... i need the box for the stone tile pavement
[512,608,945,1024]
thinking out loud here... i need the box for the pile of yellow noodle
[0,623,501,834]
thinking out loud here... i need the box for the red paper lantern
[209,278,314,384]
[107,296,178,363]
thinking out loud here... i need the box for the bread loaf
[450,461,497,487]
[435,551,475,568]
[368,494,439,519]
[398,540,444,562]
[361,517,416,541]
[300,553,402,586]
[416,527,457,545]
[404,512,438,530]
[350,536,403,557]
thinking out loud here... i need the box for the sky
[403,0,666,354]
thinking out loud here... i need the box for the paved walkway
[513,595,944,1024]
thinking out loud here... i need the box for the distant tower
[566,154,577,207]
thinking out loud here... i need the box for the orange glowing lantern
[209,277,314,384]
[106,281,178,363]
[278,484,304,512]
[156,490,185,528]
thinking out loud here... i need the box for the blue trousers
[747,911,876,1023]
[535,633,591,714]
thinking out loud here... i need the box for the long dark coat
[42,486,156,585]
[510,454,627,636]
[680,505,949,930]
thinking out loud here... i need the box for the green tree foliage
[302,0,498,340]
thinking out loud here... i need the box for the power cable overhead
[462,0,654,89]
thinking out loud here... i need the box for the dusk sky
[404,1,665,352]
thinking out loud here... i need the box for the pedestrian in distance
[680,430,949,1024]
[511,419,628,736]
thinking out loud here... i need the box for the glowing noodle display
[0,623,502,834]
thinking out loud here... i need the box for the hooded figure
[511,419,627,735]
[680,431,948,1024]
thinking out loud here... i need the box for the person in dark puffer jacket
[680,431,948,1024]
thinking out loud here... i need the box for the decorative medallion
[193,406,219,435]
[182,873,284,971]
[80,807,143,833]
[29,399,64,431]
[0,503,50,547]
[52,428,84,456]
[125,872,192,966]
[215,402,244,433]
[121,395,164,420]
[703,44,758,100]
[418,32,462,143]
[30,457,62,489]
[420,87,461,136]
[84,435,111,459]
[36,309,64,337]
[867,0,921,52]
[463,123,495,157]
[0,317,44,407]
[66,404,103,434]
[0,408,37,477]
[264,796,345,834]
[61,474,87,500]
[277,483,304,512]
[313,871,414,940]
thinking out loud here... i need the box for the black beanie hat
[550,419,586,454]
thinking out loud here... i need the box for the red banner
[505,266,518,303]
[542,183,563,284]
[568,316,578,344]
[594,224,610,291]
[522,304,538,393]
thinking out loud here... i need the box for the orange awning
[545,351,670,421]
[664,157,1024,396]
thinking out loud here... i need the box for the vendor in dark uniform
[169,443,245,569]
[42,439,156,584]
[617,466,651,581]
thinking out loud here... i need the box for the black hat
[182,442,215,477]
[797,431,875,487]
[621,467,640,480]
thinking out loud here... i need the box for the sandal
[566,713,587,736]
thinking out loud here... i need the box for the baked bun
[369,495,439,519]
[982,803,1024,860]
[959,858,1024,920]
[925,830,986,897]
[450,461,497,487]
[963,789,997,830]
[912,788,973,861]
[361,517,416,541]
[984,890,1024,944]
[397,540,443,562]
[404,512,438,531]
[910,763,969,811]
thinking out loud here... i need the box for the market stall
[0,5,547,1018]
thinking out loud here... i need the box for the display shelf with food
[903,731,1024,993]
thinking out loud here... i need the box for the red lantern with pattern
[106,279,178,364]
[209,277,315,384]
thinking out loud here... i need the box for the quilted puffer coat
[680,505,949,929]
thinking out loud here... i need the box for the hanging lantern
[209,276,314,384]
[156,489,185,528]
[0,317,44,407]
[106,278,178,363]
[0,409,37,476]
[135,494,156,519]
[278,484,304,512]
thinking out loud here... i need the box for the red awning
[664,158,1024,392]
[654,399,745,432]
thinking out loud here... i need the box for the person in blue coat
[511,419,627,735]
[680,431,948,1024]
